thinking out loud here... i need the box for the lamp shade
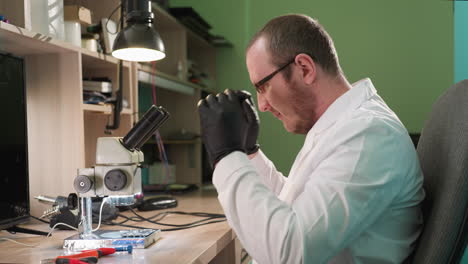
[112,23,165,62]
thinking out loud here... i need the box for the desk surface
[0,188,237,264]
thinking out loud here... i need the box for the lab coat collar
[307,78,377,138]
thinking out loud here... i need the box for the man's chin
[283,121,298,134]
[283,120,310,135]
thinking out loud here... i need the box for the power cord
[104,208,226,232]
[105,219,227,232]
[241,248,250,263]
[29,215,49,224]
[0,196,108,247]
[105,4,122,34]
[127,208,225,227]
[1,206,225,247]
[92,197,109,232]
[0,221,78,247]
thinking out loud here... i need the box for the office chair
[411,80,468,263]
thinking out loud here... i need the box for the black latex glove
[231,90,260,155]
[198,91,250,167]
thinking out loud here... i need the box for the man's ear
[295,53,316,85]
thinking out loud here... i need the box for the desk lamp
[107,0,165,130]
[112,0,165,61]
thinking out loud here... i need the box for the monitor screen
[0,53,30,230]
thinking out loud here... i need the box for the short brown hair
[247,14,341,79]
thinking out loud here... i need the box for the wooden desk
[0,189,241,264]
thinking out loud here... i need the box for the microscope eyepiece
[122,105,170,150]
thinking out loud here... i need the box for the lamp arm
[106,3,126,131]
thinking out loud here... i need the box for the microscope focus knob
[104,169,128,191]
[74,175,93,193]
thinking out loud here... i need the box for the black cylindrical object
[55,193,78,210]
[134,107,170,149]
[122,105,170,150]
[122,105,161,149]
[126,0,153,23]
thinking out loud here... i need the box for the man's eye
[256,85,265,94]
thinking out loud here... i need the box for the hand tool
[41,256,98,264]
[82,245,133,256]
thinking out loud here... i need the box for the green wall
[170,0,453,174]
[455,1,468,83]
[455,2,468,263]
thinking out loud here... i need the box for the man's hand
[198,90,250,167]
[231,90,260,155]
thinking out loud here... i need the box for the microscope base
[63,229,160,251]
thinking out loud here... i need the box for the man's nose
[257,93,270,112]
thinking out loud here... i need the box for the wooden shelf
[138,64,215,94]
[152,4,213,49]
[82,104,132,114]
[81,48,120,65]
[0,21,80,55]
[152,3,186,32]
[0,21,135,69]
[81,49,132,69]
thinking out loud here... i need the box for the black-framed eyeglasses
[254,58,296,92]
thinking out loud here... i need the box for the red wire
[150,61,171,184]
[151,61,157,105]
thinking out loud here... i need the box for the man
[198,14,424,264]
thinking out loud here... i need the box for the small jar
[81,33,98,52]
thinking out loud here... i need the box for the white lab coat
[213,78,425,264]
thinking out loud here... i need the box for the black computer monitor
[0,52,30,230]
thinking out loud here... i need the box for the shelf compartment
[82,103,132,114]
[152,4,213,49]
[138,65,215,94]
[139,70,195,95]
[81,49,133,68]
[82,56,134,112]
[0,21,131,69]
[0,21,79,55]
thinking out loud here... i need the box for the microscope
[64,105,170,250]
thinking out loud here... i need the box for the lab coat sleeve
[213,118,405,264]
[249,149,287,195]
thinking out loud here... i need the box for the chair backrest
[412,80,468,263]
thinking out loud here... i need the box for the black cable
[111,217,132,225]
[116,213,165,223]
[105,4,122,34]
[31,207,225,231]
[29,215,49,224]
[105,209,226,231]
[128,208,225,227]
[135,211,169,221]
[162,211,226,218]
[159,220,226,231]
[130,213,221,227]
[241,249,249,263]
[117,211,168,222]
[121,210,225,223]
[105,219,226,232]
[129,209,225,220]
[105,3,125,131]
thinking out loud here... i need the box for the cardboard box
[64,5,92,25]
